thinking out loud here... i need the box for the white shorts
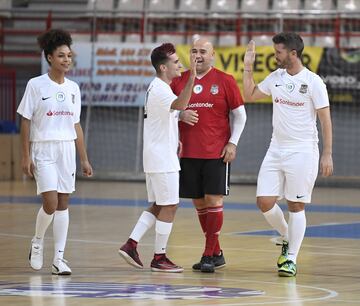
[256,146,319,203]
[145,172,179,205]
[31,141,76,195]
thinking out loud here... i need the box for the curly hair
[37,29,72,64]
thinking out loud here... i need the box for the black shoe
[199,256,215,273]
[192,250,226,271]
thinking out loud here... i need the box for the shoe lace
[281,241,288,257]
[32,244,42,256]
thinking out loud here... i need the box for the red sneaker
[118,240,143,269]
[150,254,184,273]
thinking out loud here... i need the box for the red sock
[196,208,207,234]
[203,205,223,256]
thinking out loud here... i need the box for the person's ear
[160,63,167,72]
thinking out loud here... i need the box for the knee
[256,197,276,213]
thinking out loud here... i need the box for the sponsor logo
[42,96,51,101]
[46,110,74,117]
[188,102,214,108]
[210,84,219,95]
[275,84,282,87]
[0,281,264,300]
[296,195,305,199]
[56,92,66,102]
[299,84,308,94]
[274,97,304,107]
[193,84,203,94]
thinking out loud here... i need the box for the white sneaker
[52,258,72,275]
[29,238,43,270]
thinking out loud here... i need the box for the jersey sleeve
[257,73,274,96]
[17,80,37,120]
[74,84,81,123]
[225,74,244,109]
[310,75,330,109]
[154,83,178,112]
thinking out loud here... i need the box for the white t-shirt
[143,77,180,173]
[258,67,329,150]
[17,73,81,142]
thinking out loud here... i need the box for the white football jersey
[143,77,180,173]
[17,74,81,142]
[258,67,329,150]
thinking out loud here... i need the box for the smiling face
[191,38,214,75]
[47,45,73,74]
[162,52,183,81]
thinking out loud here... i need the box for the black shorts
[179,158,230,199]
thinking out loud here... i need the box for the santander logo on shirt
[46,110,74,117]
[274,97,304,107]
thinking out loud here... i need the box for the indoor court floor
[0,180,359,305]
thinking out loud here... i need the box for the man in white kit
[243,32,333,276]
[118,43,197,272]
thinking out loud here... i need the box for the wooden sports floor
[0,180,359,305]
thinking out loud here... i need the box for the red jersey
[171,68,244,159]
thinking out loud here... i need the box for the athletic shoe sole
[151,267,184,273]
[192,263,226,271]
[118,249,143,269]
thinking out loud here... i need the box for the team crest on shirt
[193,84,203,94]
[56,92,65,102]
[285,83,295,93]
[210,84,219,95]
[71,94,75,104]
[299,84,308,94]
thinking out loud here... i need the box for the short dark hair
[272,32,304,58]
[150,43,176,73]
[37,29,72,65]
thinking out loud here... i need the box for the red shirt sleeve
[224,74,244,110]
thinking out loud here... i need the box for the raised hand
[189,53,197,78]
[244,40,256,68]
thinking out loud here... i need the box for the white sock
[129,211,156,242]
[34,206,54,242]
[53,209,69,261]
[263,204,288,241]
[287,210,306,264]
[154,220,173,254]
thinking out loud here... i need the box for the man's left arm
[221,105,247,163]
[317,106,333,177]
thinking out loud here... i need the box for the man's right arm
[243,40,268,102]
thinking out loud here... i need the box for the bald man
[171,38,247,273]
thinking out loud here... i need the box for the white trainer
[29,238,44,270]
[52,258,72,275]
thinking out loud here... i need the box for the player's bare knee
[256,197,276,213]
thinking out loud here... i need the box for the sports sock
[287,210,306,264]
[196,207,221,256]
[53,209,69,260]
[34,206,54,243]
[154,220,173,254]
[203,205,223,257]
[129,211,156,242]
[263,203,289,241]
